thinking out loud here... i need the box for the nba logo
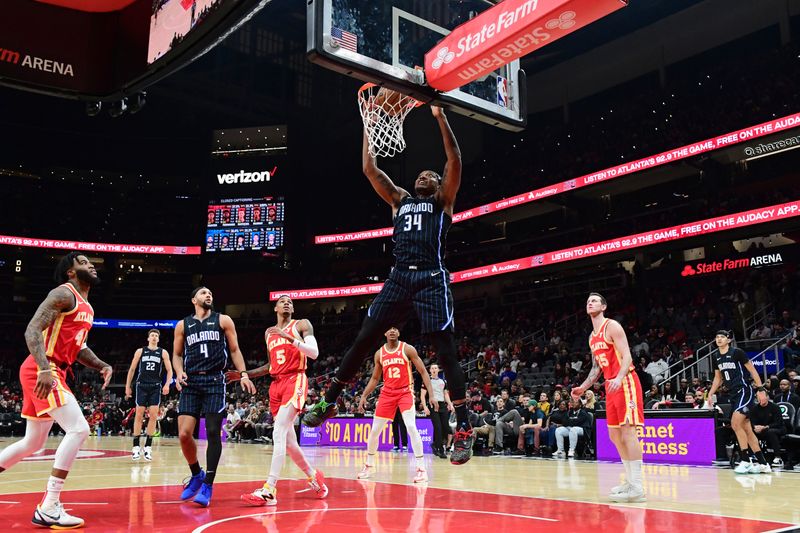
[531,255,544,266]
[565,179,577,190]
[497,76,508,108]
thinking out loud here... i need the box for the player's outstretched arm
[25,286,75,394]
[432,106,462,213]
[77,346,113,389]
[221,314,256,394]
[606,320,634,393]
[126,348,143,398]
[358,352,383,413]
[408,345,438,412]
[172,321,187,390]
[362,132,409,210]
[574,356,601,398]
[161,349,173,395]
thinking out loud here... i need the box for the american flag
[331,27,358,53]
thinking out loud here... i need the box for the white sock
[42,476,65,509]
[266,474,278,488]
[415,455,425,469]
[622,459,631,482]
[629,460,644,489]
[365,453,376,468]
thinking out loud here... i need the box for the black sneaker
[302,401,339,427]
[450,430,474,465]
[511,448,526,456]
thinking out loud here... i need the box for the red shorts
[20,355,74,420]
[374,387,414,420]
[269,372,307,418]
[605,372,644,427]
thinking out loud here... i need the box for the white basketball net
[358,84,421,158]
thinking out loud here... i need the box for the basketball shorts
[605,372,644,427]
[374,387,414,420]
[135,382,161,408]
[20,355,73,420]
[731,386,755,415]
[269,372,308,418]
[178,373,226,417]
[367,266,454,334]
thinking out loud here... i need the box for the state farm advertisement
[425,0,627,92]
[281,200,800,299]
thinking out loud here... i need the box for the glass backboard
[308,0,527,131]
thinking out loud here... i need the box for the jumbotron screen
[205,197,285,252]
[148,0,227,64]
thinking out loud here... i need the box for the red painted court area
[1,478,792,532]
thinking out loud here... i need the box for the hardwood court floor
[0,436,798,532]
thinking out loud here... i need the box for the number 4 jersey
[183,311,229,374]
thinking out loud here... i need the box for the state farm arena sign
[681,253,784,277]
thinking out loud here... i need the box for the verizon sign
[681,253,784,277]
[216,167,276,185]
[424,0,627,92]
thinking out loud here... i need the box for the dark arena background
[1,0,800,531]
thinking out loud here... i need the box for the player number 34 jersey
[267,320,307,376]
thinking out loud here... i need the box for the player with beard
[172,287,256,507]
[304,106,475,465]
[0,252,112,529]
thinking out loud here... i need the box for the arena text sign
[424,0,627,92]
[277,200,800,299]
[315,112,800,244]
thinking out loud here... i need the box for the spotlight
[108,98,127,118]
[85,101,102,117]
[129,92,147,114]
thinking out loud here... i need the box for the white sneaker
[772,457,784,468]
[356,464,374,479]
[756,463,772,474]
[734,461,757,474]
[567,449,575,458]
[241,484,277,506]
[413,468,428,483]
[32,502,85,529]
[143,446,152,461]
[610,481,631,495]
[132,446,141,461]
[609,484,646,503]
[553,450,566,458]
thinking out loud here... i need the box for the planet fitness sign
[596,415,716,465]
[300,417,434,453]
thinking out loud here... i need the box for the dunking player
[125,328,173,461]
[0,252,112,529]
[356,327,437,482]
[236,295,328,506]
[172,287,256,507]
[705,330,771,474]
[572,292,645,503]
[304,106,475,465]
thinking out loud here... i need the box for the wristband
[240,371,250,378]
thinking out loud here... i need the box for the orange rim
[358,83,422,108]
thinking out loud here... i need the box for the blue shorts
[135,382,161,408]
[732,387,755,415]
[367,266,454,334]
[178,373,226,417]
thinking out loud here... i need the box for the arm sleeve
[293,335,319,359]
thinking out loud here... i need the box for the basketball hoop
[358,83,423,158]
